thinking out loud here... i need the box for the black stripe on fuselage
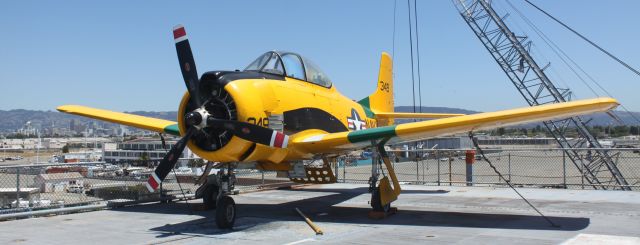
[283,108,347,134]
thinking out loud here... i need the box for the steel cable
[469,131,559,227]
[507,0,640,125]
[523,0,640,78]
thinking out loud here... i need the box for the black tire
[371,187,390,212]
[202,185,219,210]
[215,196,236,229]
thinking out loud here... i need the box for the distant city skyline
[1,0,639,112]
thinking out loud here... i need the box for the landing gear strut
[368,140,401,218]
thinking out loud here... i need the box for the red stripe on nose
[147,176,159,190]
[173,27,186,40]
[274,132,285,148]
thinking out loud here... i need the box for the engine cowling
[177,73,253,162]
[177,70,292,163]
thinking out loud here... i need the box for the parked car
[11,199,29,208]
[67,185,84,194]
[33,199,52,207]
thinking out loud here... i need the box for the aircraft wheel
[370,187,390,212]
[215,196,236,229]
[202,185,219,210]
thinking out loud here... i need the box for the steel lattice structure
[452,0,630,190]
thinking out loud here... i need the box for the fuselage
[178,72,378,168]
[231,76,378,133]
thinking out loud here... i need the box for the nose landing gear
[196,163,238,229]
[215,195,236,229]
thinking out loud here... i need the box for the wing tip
[592,97,619,110]
[56,104,85,113]
[601,97,619,105]
[57,105,74,113]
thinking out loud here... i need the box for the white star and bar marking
[347,109,367,131]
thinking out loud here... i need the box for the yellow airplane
[58,25,619,228]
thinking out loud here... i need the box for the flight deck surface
[0,184,638,244]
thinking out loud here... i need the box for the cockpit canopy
[244,51,332,88]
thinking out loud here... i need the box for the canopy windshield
[244,51,332,87]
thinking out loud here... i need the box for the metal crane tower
[452,0,630,190]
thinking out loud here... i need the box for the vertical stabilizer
[358,52,394,126]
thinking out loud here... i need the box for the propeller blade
[173,24,202,107]
[208,118,289,148]
[145,127,196,193]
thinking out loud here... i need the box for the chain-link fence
[2,148,639,216]
[338,148,640,190]
[0,162,290,215]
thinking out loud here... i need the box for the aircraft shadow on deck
[110,187,589,237]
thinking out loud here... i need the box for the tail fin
[358,52,394,126]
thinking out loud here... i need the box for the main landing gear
[196,163,237,229]
[368,140,402,218]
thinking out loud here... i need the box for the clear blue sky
[1,0,639,112]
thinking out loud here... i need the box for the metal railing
[0,162,289,216]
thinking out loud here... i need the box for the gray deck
[0,184,639,244]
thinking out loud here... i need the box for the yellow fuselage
[178,77,376,168]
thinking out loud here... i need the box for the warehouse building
[33,172,84,193]
[102,138,197,166]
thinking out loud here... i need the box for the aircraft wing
[291,98,618,154]
[57,105,180,136]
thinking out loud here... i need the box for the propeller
[173,24,202,107]
[208,118,289,148]
[145,127,195,192]
[145,25,290,193]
